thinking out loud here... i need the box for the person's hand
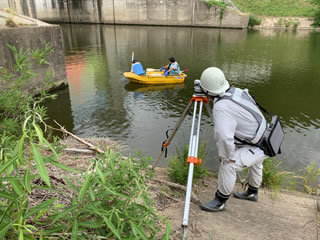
[164,70,168,76]
[160,67,164,71]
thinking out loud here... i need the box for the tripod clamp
[152,94,212,170]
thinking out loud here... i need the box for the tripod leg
[152,100,194,169]
[182,100,204,239]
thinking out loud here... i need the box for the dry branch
[152,178,201,205]
[53,120,104,154]
[64,148,95,154]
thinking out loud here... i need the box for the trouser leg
[218,146,267,195]
[248,157,264,188]
[217,160,238,196]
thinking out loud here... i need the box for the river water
[45,23,320,171]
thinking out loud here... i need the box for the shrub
[292,20,300,30]
[283,19,291,28]
[311,9,320,27]
[248,15,262,27]
[168,144,209,185]
[295,162,320,194]
[262,158,294,191]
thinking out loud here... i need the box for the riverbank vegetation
[232,0,315,17]
[232,0,320,27]
[0,44,171,239]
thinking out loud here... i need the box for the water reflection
[45,24,320,171]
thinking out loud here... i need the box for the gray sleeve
[213,105,237,161]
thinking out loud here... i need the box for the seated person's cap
[132,58,138,63]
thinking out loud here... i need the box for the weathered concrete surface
[0,0,249,29]
[256,17,315,30]
[0,10,67,93]
[193,1,248,28]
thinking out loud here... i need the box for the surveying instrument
[152,80,214,239]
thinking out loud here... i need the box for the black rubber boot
[200,191,229,212]
[233,185,259,202]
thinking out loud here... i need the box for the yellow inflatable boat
[123,70,187,85]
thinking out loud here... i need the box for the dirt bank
[152,168,319,240]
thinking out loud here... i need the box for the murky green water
[45,24,320,171]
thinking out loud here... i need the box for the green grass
[232,0,316,17]
[168,144,209,185]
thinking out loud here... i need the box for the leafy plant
[295,162,320,194]
[168,144,209,185]
[283,19,291,29]
[43,151,166,239]
[311,8,320,27]
[0,101,66,239]
[31,41,53,65]
[292,20,300,30]
[262,158,294,191]
[206,0,228,9]
[248,15,262,27]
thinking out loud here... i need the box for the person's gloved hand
[164,70,169,76]
[160,67,164,71]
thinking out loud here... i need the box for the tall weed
[168,144,209,185]
[262,158,294,191]
[295,162,320,194]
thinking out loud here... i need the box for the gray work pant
[218,146,268,196]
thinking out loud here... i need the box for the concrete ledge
[0,21,67,94]
[254,17,318,30]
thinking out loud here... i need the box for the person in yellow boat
[131,58,145,75]
[160,57,181,76]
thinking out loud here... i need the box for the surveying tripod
[152,81,213,239]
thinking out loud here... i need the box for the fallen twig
[157,190,182,203]
[64,148,95,154]
[52,120,104,154]
[152,178,201,205]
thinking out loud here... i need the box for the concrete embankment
[1,0,249,29]
[0,10,67,93]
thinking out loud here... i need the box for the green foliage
[262,158,294,191]
[295,162,320,194]
[204,0,228,23]
[45,151,166,239]
[1,132,169,239]
[206,0,228,9]
[0,43,56,144]
[292,20,301,30]
[232,0,315,17]
[311,9,320,26]
[31,41,53,65]
[0,103,61,239]
[168,144,209,185]
[273,18,301,29]
[248,15,262,27]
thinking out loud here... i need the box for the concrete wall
[0,25,67,93]
[1,0,249,28]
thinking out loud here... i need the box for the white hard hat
[199,67,229,96]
